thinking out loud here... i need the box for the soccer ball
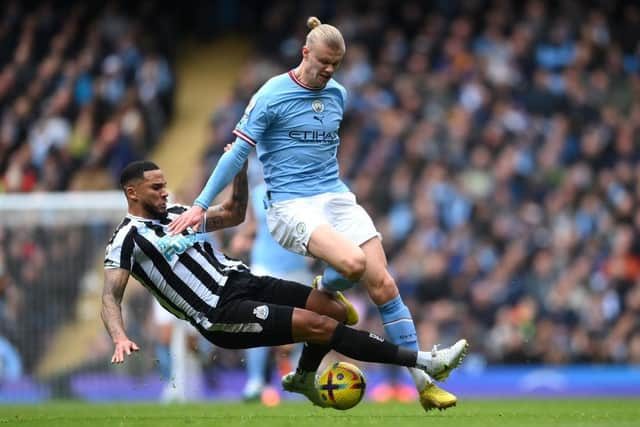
[317,361,366,410]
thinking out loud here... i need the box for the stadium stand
[0,1,176,193]
[0,0,180,386]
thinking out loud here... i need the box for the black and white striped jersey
[104,204,248,329]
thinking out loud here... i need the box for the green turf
[1,399,638,427]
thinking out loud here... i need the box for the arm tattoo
[101,268,130,342]
[204,205,226,230]
[204,168,249,231]
[209,215,224,229]
[231,171,248,217]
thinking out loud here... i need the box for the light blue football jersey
[233,70,350,202]
[250,183,307,274]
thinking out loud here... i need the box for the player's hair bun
[307,16,322,29]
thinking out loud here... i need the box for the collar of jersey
[288,69,324,91]
[126,213,163,222]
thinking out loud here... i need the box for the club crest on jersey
[253,305,269,320]
[296,222,307,236]
[312,99,324,113]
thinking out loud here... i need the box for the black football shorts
[196,270,312,349]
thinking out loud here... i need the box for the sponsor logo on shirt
[138,226,199,261]
[288,130,339,142]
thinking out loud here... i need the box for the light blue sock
[321,266,357,292]
[245,346,269,386]
[378,295,418,351]
[379,295,430,390]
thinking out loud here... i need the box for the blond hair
[305,16,345,52]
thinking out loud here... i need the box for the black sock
[296,343,331,373]
[329,323,417,367]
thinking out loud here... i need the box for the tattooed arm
[204,160,248,232]
[101,268,139,363]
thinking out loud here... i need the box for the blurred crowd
[203,0,640,366]
[0,0,177,381]
[0,0,176,193]
[0,224,113,377]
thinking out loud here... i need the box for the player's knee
[341,252,366,281]
[367,274,398,305]
[306,314,339,343]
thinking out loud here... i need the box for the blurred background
[1,0,640,404]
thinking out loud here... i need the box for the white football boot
[417,339,469,381]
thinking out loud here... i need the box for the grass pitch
[1,399,638,427]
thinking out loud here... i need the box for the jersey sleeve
[104,227,135,270]
[233,89,272,146]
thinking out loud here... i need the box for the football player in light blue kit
[169,16,467,411]
[233,181,314,401]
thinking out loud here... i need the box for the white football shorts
[266,192,380,256]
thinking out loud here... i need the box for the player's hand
[111,338,139,364]
[168,205,205,235]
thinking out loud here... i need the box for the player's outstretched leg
[281,336,468,410]
[417,339,469,382]
[282,340,466,411]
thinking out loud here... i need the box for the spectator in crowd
[0,1,175,193]
[0,0,176,380]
